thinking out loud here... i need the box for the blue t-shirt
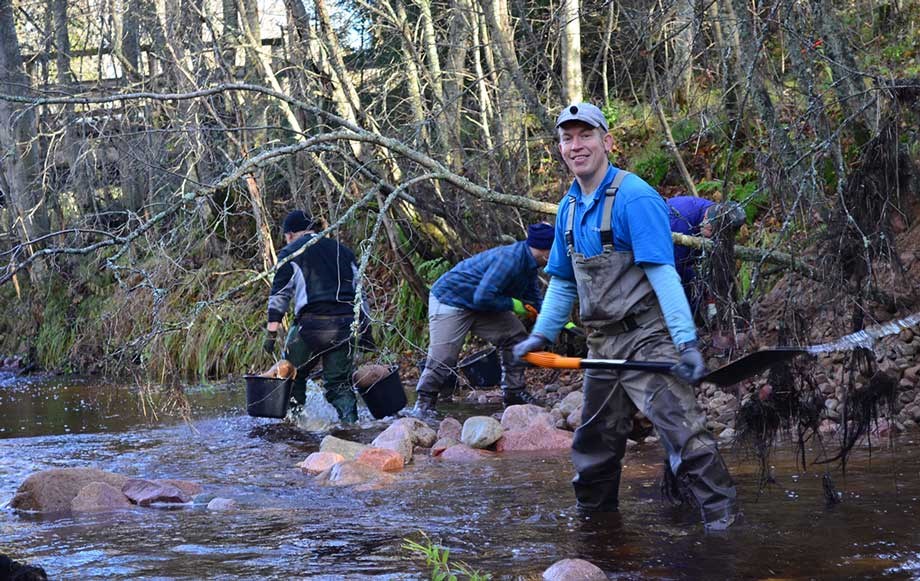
[545,166,675,281]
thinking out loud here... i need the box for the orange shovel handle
[523,351,583,369]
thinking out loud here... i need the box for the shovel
[523,346,809,388]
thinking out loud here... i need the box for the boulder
[437,417,463,441]
[314,460,395,488]
[298,452,346,474]
[71,482,132,512]
[543,558,606,581]
[157,479,203,497]
[10,468,128,513]
[354,364,391,389]
[371,423,415,463]
[495,424,573,452]
[557,391,584,418]
[461,416,504,449]
[207,498,239,511]
[122,478,190,506]
[393,417,438,448]
[319,435,370,461]
[356,447,404,472]
[438,444,494,462]
[431,437,459,457]
[565,407,583,430]
[500,405,554,431]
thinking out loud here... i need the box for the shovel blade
[702,347,809,387]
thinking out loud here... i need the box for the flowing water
[2,372,920,580]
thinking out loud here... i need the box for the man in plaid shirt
[410,223,554,417]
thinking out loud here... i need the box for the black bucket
[357,366,407,419]
[244,375,293,419]
[458,347,502,387]
[416,358,458,398]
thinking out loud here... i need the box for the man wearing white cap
[513,103,739,531]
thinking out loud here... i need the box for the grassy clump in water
[402,532,491,581]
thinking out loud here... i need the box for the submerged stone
[543,558,606,581]
[122,478,191,506]
[299,452,346,474]
[71,482,132,512]
[460,416,503,449]
[319,435,370,461]
[10,468,129,513]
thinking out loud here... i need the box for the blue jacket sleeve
[532,277,578,342]
[642,262,697,346]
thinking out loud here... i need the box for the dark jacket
[267,234,359,323]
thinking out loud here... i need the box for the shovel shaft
[579,359,675,373]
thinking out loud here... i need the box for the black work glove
[512,333,550,364]
[672,340,707,384]
[262,330,278,355]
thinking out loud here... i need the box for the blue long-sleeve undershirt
[532,277,578,342]
[642,262,697,346]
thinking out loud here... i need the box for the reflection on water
[1,373,919,579]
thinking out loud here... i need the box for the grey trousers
[571,315,737,523]
[416,294,527,395]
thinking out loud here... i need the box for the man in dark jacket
[411,223,554,416]
[263,210,363,423]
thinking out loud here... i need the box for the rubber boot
[502,389,545,408]
[408,391,438,419]
[327,389,358,423]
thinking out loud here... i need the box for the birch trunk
[559,0,583,104]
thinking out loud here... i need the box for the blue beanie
[282,210,314,233]
[526,223,554,250]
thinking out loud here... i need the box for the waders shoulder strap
[599,170,629,248]
[564,195,577,253]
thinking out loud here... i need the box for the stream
[2,371,919,579]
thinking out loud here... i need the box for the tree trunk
[412,0,450,156]
[559,0,583,104]
[442,0,473,169]
[667,0,695,108]
[392,0,431,149]
[51,0,95,218]
[0,0,50,244]
[470,7,494,154]
[484,0,554,135]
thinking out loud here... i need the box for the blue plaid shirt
[431,241,543,312]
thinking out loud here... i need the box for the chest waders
[566,171,738,527]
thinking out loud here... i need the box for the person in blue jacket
[513,103,739,531]
[668,196,716,287]
[410,223,554,416]
[669,196,747,319]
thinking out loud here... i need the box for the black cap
[282,210,314,233]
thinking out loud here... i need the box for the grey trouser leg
[416,295,528,394]
[416,296,471,396]
[571,319,737,520]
